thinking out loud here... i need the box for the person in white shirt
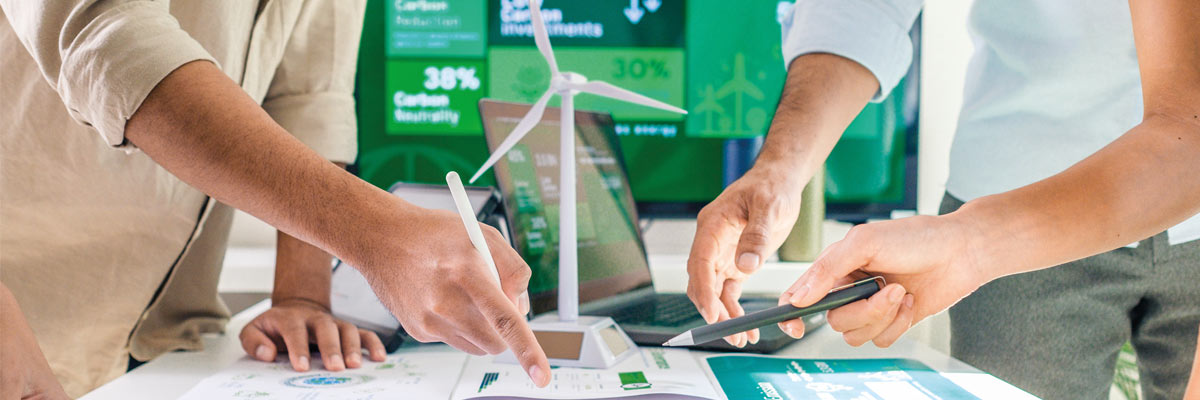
[685,0,1200,398]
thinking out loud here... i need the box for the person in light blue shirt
[686,1,1200,398]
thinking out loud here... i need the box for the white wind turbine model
[470,0,685,369]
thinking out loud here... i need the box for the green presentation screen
[354,0,913,211]
[354,0,791,203]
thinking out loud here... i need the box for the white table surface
[83,238,1034,399]
[81,298,1031,399]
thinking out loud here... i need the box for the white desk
[84,227,1033,399]
[81,298,1030,399]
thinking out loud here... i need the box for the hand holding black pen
[665,277,885,346]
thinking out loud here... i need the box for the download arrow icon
[624,0,644,24]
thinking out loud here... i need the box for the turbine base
[495,315,638,369]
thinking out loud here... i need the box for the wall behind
[918,0,972,216]
[909,0,973,354]
[230,209,275,248]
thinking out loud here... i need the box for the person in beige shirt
[0,1,553,398]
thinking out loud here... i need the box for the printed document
[178,352,467,400]
[451,348,718,399]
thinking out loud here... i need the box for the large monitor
[353,0,919,220]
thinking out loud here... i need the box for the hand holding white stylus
[443,171,547,385]
[446,171,501,285]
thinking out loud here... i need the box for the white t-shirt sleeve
[780,0,924,102]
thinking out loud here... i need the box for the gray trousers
[941,194,1200,400]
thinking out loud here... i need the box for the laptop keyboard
[608,295,703,327]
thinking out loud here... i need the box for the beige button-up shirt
[0,0,363,396]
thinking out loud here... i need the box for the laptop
[477,99,824,352]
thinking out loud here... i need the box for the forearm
[125,60,409,272]
[953,0,1200,279]
[128,60,551,382]
[270,160,348,308]
[273,231,334,308]
[754,53,878,185]
[952,115,1200,279]
[1,283,67,399]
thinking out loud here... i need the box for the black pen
[663,276,885,346]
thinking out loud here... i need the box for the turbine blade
[470,90,555,183]
[529,0,559,76]
[569,81,687,114]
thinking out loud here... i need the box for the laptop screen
[478,100,653,315]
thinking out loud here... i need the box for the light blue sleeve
[779,0,924,102]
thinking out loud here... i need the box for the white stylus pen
[446,171,502,286]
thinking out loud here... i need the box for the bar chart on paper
[477,372,500,392]
[451,348,717,399]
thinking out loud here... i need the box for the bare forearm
[270,160,348,309]
[127,61,553,382]
[954,116,1200,278]
[755,53,878,184]
[1,283,67,399]
[685,53,880,313]
[952,0,1200,280]
[273,230,334,308]
[125,60,408,272]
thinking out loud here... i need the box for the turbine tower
[470,0,686,368]
[470,0,685,324]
